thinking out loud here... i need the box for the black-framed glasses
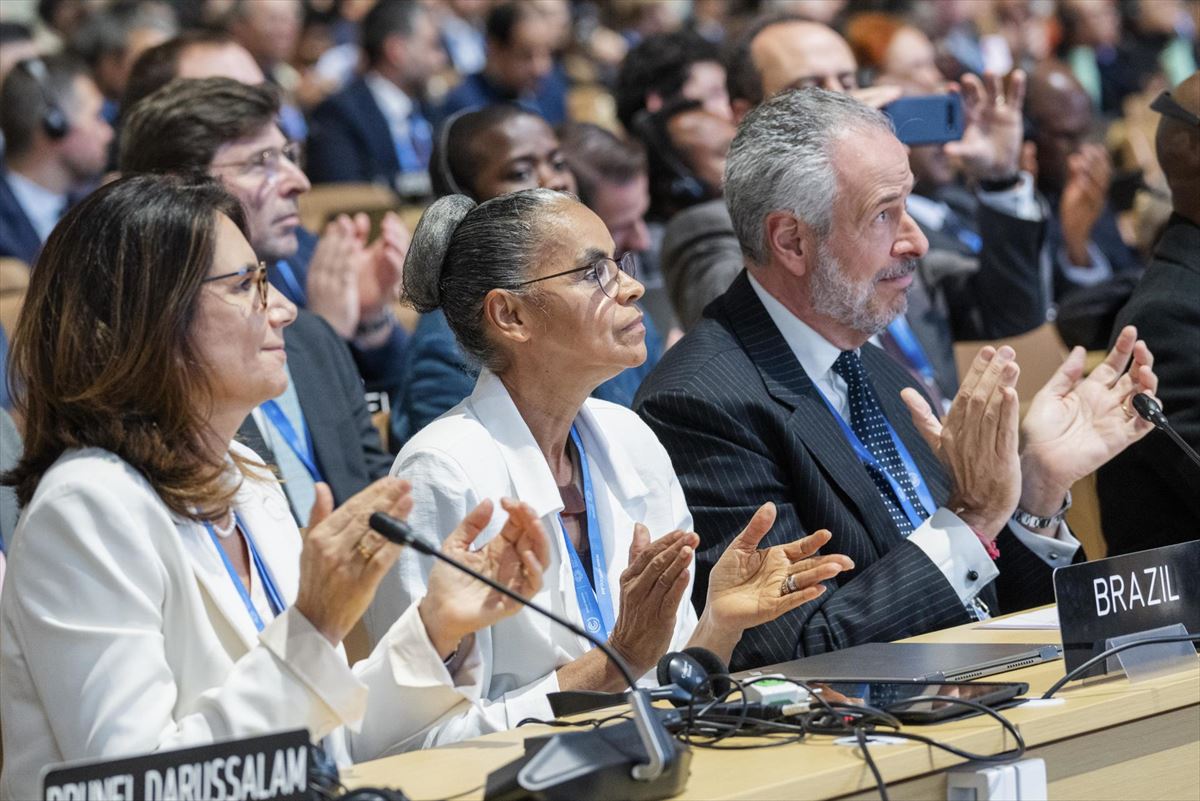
[202,261,270,310]
[516,251,637,298]
[1151,90,1200,128]
[210,141,304,182]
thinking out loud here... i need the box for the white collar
[5,169,65,242]
[464,369,650,520]
[746,271,846,383]
[364,71,414,128]
[904,193,948,231]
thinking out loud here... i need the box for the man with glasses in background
[120,77,392,524]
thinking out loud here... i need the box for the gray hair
[724,87,894,266]
[404,189,571,370]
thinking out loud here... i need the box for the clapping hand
[419,498,550,659]
[944,70,1027,181]
[1017,326,1158,522]
[608,528,698,675]
[703,503,854,633]
[306,213,368,338]
[1059,143,1112,266]
[358,211,410,324]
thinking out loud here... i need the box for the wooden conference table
[343,607,1200,800]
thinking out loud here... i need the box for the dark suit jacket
[237,310,392,516]
[268,226,408,398]
[306,77,403,187]
[0,172,43,265]
[1097,215,1200,554]
[1044,196,1142,301]
[660,193,1047,398]
[635,272,1071,671]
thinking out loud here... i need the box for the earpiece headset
[655,646,732,707]
[19,58,69,140]
[632,105,709,206]
[434,106,475,197]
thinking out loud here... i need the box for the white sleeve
[976,171,1042,221]
[1008,520,1081,566]
[5,482,365,765]
[907,507,1000,605]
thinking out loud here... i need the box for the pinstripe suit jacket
[635,271,1062,671]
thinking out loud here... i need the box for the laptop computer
[740,642,1063,683]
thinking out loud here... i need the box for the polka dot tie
[832,350,929,536]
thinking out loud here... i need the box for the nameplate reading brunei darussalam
[42,728,311,801]
[1054,539,1199,677]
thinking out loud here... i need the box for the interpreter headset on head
[19,57,69,140]
[434,106,476,197]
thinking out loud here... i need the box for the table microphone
[1132,393,1200,468]
[368,513,688,800]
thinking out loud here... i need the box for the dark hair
[432,103,539,198]
[724,12,806,107]
[69,3,177,71]
[557,122,646,207]
[485,2,538,47]
[2,173,258,520]
[362,0,425,67]
[121,29,238,117]
[404,189,570,369]
[119,77,280,173]
[0,54,86,157]
[0,21,33,45]
[635,98,711,219]
[614,30,720,131]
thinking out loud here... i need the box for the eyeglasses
[210,141,304,183]
[1151,90,1200,128]
[202,262,270,310]
[516,252,638,298]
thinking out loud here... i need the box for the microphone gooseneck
[367,512,674,782]
[1131,393,1200,468]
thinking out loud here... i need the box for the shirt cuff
[501,669,561,728]
[1057,241,1114,285]
[260,607,368,735]
[977,172,1041,221]
[1008,519,1081,567]
[381,604,484,700]
[908,507,1000,605]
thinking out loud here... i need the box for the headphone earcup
[681,646,732,698]
[42,106,69,139]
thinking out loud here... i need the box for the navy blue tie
[832,350,929,536]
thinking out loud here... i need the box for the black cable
[1041,633,1200,699]
[857,726,890,801]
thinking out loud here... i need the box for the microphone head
[369,512,437,555]
[1131,393,1165,425]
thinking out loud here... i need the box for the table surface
[342,607,1200,800]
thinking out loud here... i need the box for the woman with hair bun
[365,189,854,747]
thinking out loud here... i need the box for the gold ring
[781,573,798,596]
[1121,398,1132,418]
[355,539,375,561]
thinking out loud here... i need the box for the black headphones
[308,743,412,801]
[632,106,709,206]
[655,646,732,706]
[19,58,69,140]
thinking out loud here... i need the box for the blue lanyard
[557,426,616,641]
[885,316,938,387]
[272,260,307,305]
[204,512,287,632]
[260,400,325,484]
[815,387,938,532]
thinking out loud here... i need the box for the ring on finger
[355,536,376,562]
[781,573,798,596]
[1121,397,1133,418]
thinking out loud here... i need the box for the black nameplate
[1054,540,1199,677]
[42,729,310,801]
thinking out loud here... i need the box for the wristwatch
[1011,491,1072,529]
[978,173,1023,192]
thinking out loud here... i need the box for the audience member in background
[848,17,1050,404]
[1026,61,1143,346]
[307,0,444,198]
[1117,0,1197,92]
[124,45,411,398]
[1099,72,1200,555]
[636,89,1158,671]
[390,105,662,450]
[614,29,731,134]
[32,0,95,52]
[121,78,394,521]
[0,55,112,266]
[225,0,307,141]
[122,29,264,113]
[367,188,852,745]
[559,121,678,338]
[69,2,177,125]
[437,0,490,76]
[0,23,39,159]
[1056,0,1127,115]
[441,2,569,125]
[0,173,551,799]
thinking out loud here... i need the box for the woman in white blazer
[0,175,550,799]
[365,190,855,746]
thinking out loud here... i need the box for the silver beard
[809,240,917,336]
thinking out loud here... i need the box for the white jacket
[367,369,699,747]
[0,443,485,800]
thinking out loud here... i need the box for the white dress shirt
[369,369,699,747]
[746,274,1079,611]
[364,71,416,146]
[5,169,66,243]
[0,442,484,799]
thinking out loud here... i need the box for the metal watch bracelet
[1011,490,1072,529]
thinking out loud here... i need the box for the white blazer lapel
[177,517,260,651]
